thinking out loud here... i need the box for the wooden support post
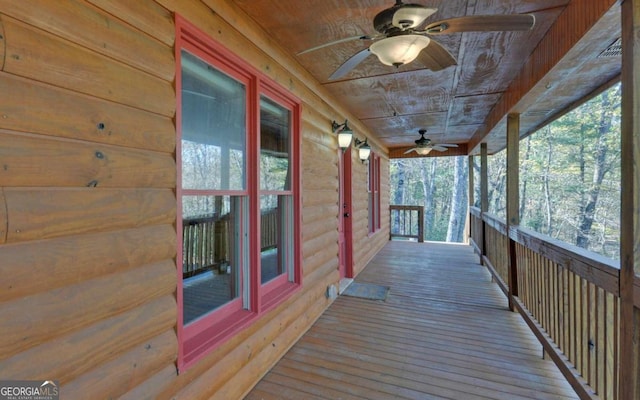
[468,155,475,207]
[467,155,475,244]
[417,206,425,243]
[619,0,640,398]
[480,145,488,214]
[506,114,520,312]
[480,144,489,261]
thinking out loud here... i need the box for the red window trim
[368,152,381,235]
[175,14,302,371]
[375,154,381,231]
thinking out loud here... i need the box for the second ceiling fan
[298,0,535,80]
[404,129,458,155]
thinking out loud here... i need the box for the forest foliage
[390,83,621,260]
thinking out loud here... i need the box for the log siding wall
[0,1,389,399]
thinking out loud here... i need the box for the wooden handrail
[483,211,508,235]
[509,226,620,295]
[474,210,620,400]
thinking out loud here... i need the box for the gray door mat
[341,282,390,301]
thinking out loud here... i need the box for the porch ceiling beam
[468,0,618,154]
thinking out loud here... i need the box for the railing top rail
[183,214,219,225]
[390,205,425,211]
[510,225,620,295]
[510,225,619,270]
[469,208,505,231]
[475,210,620,296]
[482,212,508,235]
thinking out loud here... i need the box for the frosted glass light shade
[338,131,353,149]
[370,35,430,66]
[415,147,432,155]
[359,145,371,161]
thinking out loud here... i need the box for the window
[368,153,381,234]
[259,94,299,307]
[176,15,301,370]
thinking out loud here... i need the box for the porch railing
[182,209,279,278]
[470,206,620,400]
[389,205,424,242]
[182,214,229,278]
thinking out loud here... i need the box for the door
[338,148,353,279]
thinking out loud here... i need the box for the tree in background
[390,83,620,259]
[517,83,620,258]
[390,156,467,242]
[575,84,621,249]
[487,151,506,219]
[446,156,468,242]
[475,84,620,258]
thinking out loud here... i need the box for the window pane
[260,96,290,191]
[260,195,294,284]
[182,195,246,324]
[181,51,246,190]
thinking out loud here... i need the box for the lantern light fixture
[354,137,371,163]
[331,120,353,150]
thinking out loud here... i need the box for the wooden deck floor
[244,241,579,400]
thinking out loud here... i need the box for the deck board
[245,241,579,400]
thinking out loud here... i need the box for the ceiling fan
[298,0,535,80]
[404,129,458,155]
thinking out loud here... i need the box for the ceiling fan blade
[416,39,457,71]
[404,147,417,154]
[297,35,378,55]
[424,14,535,35]
[438,143,459,148]
[329,48,372,80]
[431,145,450,152]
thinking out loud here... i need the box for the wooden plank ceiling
[231,0,621,156]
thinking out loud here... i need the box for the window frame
[175,14,302,371]
[258,84,301,309]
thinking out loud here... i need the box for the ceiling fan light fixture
[370,35,430,67]
[415,147,432,155]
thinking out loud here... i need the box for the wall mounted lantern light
[331,119,371,162]
[354,137,371,163]
[331,120,353,150]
